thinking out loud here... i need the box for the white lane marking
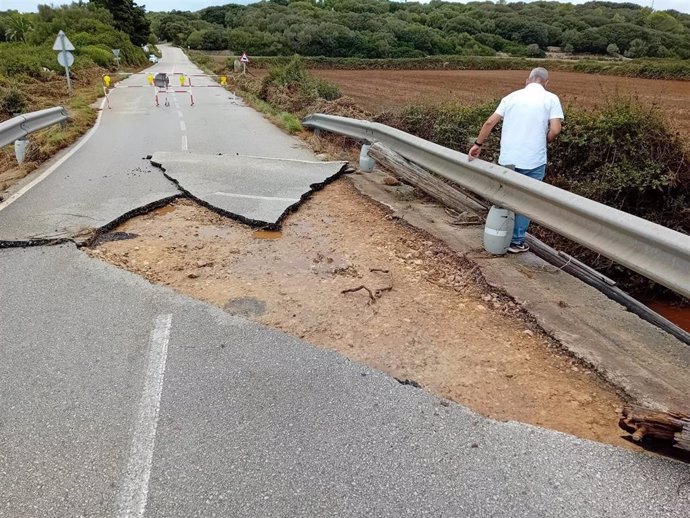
[0,98,107,213]
[212,192,299,203]
[181,136,188,151]
[179,121,186,132]
[177,110,183,118]
[117,314,173,518]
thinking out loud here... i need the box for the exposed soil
[89,178,631,449]
[311,69,690,135]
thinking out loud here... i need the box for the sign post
[240,51,250,75]
[112,48,121,69]
[53,30,75,95]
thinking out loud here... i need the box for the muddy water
[647,302,690,333]
[253,230,282,240]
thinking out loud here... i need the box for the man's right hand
[468,144,482,161]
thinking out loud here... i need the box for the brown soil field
[311,69,690,135]
[90,179,631,449]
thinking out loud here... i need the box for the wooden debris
[368,143,487,215]
[341,285,376,303]
[619,405,690,452]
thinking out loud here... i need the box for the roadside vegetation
[0,1,152,188]
[150,1,690,62]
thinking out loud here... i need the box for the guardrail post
[14,137,28,164]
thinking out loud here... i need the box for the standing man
[468,67,563,253]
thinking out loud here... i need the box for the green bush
[78,45,114,68]
[313,77,342,101]
[258,56,342,114]
[0,42,54,77]
[0,87,28,115]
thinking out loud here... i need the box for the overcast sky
[1,0,688,14]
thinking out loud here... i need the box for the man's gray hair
[528,67,549,84]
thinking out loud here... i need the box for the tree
[526,43,545,57]
[625,38,648,58]
[606,43,619,55]
[4,13,33,43]
[186,29,227,50]
[90,0,150,46]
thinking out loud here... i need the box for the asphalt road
[0,46,315,243]
[1,47,689,517]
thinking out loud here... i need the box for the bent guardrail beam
[303,113,690,299]
[0,106,69,149]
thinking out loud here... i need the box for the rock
[197,260,212,268]
[522,329,534,337]
[476,304,487,311]
[382,175,401,186]
[187,272,199,279]
[481,294,492,302]
[393,184,416,201]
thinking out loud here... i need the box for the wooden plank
[368,143,488,215]
[619,405,690,452]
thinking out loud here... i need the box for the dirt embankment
[90,179,630,449]
[311,69,690,135]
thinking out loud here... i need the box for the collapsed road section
[0,152,347,246]
[150,152,348,228]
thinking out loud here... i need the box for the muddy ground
[312,69,690,135]
[89,178,631,448]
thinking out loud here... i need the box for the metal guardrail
[303,114,690,299]
[0,107,69,149]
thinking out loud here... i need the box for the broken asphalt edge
[151,160,352,231]
[0,194,184,250]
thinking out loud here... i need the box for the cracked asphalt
[1,47,689,517]
[0,46,315,244]
[151,151,347,226]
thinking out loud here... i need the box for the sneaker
[508,242,529,254]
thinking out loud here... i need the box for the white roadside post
[112,48,121,69]
[53,30,75,96]
[14,138,28,164]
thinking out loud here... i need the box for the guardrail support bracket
[359,143,375,172]
[15,137,29,165]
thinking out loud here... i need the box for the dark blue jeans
[511,164,546,245]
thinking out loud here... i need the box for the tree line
[147,0,690,59]
[0,1,152,76]
[0,1,150,48]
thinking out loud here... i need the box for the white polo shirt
[495,83,564,170]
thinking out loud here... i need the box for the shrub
[0,42,54,77]
[607,43,620,56]
[0,87,27,115]
[258,56,342,114]
[525,44,545,58]
[79,45,114,68]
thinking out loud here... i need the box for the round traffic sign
[57,50,74,68]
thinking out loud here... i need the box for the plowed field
[312,69,690,135]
